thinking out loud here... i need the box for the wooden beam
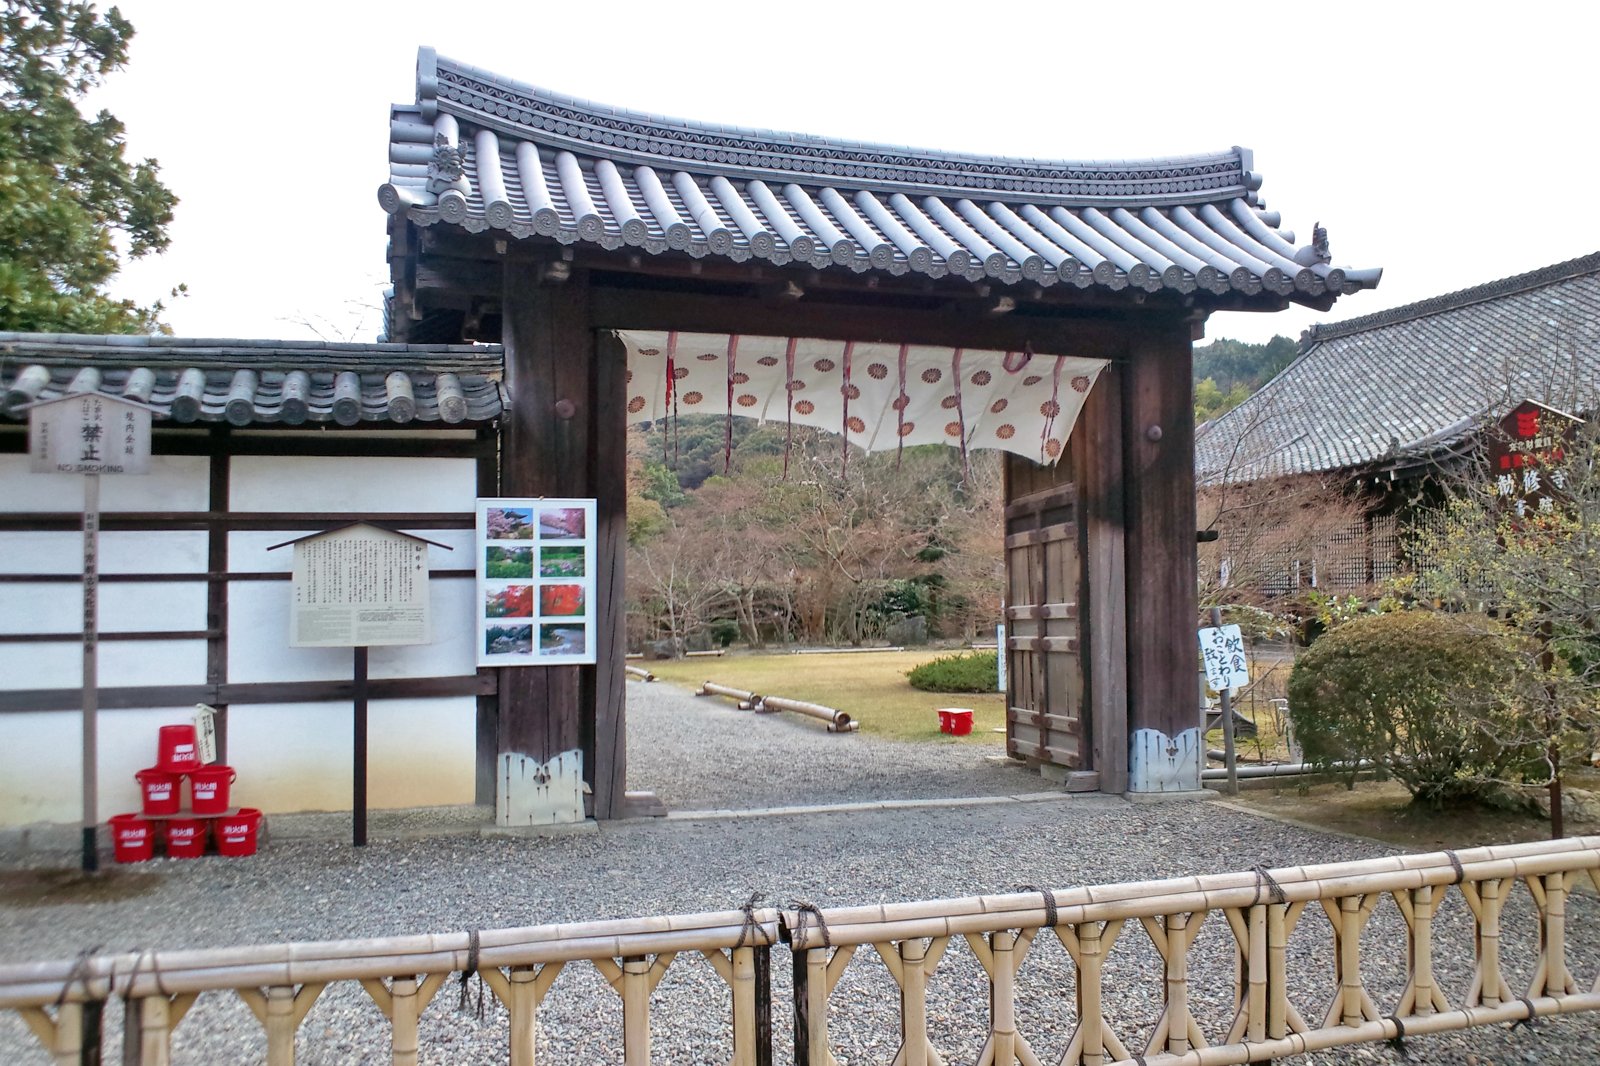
[588,333,628,821]
[0,673,496,713]
[1120,319,1199,791]
[0,511,475,532]
[207,432,231,763]
[589,284,1129,357]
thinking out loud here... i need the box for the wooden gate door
[1003,467,1086,772]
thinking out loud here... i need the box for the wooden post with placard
[26,391,152,873]
[269,523,448,846]
[1484,399,1584,839]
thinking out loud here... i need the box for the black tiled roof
[0,334,504,426]
[1196,253,1600,483]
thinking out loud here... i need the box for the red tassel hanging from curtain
[663,330,679,467]
[894,343,909,470]
[783,336,798,480]
[723,334,740,475]
[952,348,970,481]
[840,340,855,477]
[1040,355,1064,463]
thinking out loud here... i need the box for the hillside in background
[1193,335,1298,423]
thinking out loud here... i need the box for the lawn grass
[643,649,1006,743]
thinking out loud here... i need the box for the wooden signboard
[288,524,434,647]
[476,498,598,666]
[1485,399,1582,518]
[28,392,152,475]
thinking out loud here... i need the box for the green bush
[908,650,999,693]
[1287,611,1538,807]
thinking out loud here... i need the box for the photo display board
[476,498,597,666]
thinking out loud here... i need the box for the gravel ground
[0,682,1595,1065]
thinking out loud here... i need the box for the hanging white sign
[1199,624,1249,692]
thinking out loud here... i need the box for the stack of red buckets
[109,724,262,862]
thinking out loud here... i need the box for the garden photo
[538,507,585,539]
[539,584,585,617]
[484,585,533,619]
[484,506,533,539]
[484,624,533,656]
[484,545,532,579]
[539,623,586,656]
[540,545,585,578]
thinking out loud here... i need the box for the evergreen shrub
[1287,611,1538,807]
[908,650,999,693]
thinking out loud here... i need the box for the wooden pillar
[475,427,501,807]
[1121,318,1200,793]
[1077,361,1127,794]
[499,264,627,819]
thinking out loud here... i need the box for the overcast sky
[94,1,1599,348]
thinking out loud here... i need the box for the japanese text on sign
[290,525,432,647]
[28,393,151,475]
[1199,624,1249,692]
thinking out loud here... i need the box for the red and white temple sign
[1484,399,1583,518]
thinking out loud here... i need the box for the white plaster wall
[0,529,208,574]
[230,456,475,512]
[0,581,205,635]
[225,698,475,812]
[0,454,208,511]
[1,639,207,691]
[0,707,200,824]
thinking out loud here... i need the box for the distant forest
[1193,335,1298,423]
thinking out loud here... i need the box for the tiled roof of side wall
[0,333,505,426]
[1196,253,1600,484]
[379,48,1380,305]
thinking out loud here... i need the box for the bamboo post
[265,985,297,1066]
[1266,905,1288,1040]
[1078,924,1107,1066]
[804,950,831,1066]
[897,939,929,1066]
[1538,872,1573,996]
[621,957,652,1066]
[731,947,756,1066]
[508,966,540,1066]
[991,930,1018,1064]
[390,978,421,1066]
[134,995,178,1066]
[1477,879,1505,1007]
[1165,914,1191,1055]
[1339,897,1361,1027]
[1247,905,1266,1042]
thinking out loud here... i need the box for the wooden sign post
[270,523,447,846]
[27,392,153,873]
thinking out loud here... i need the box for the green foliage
[1192,336,1297,422]
[1287,611,1539,807]
[0,1,177,332]
[907,650,999,693]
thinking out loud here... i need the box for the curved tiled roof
[1195,253,1600,484]
[379,49,1379,304]
[0,333,504,426]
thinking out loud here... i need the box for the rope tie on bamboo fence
[789,900,831,950]
[1445,850,1465,884]
[457,929,485,1019]
[1249,865,1286,906]
[1015,885,1059,927]
[54,945,101,1008]
[1510,996,1538,1030]
[116,949,172,1001]
[1384,1013,1409,1059]
[734,893,773,948]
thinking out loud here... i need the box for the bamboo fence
[2,837,1597,1064]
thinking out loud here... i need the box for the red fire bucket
[189,765,235,815]
[110,814,153,863]
[156,724,201,773]
[164,818,207,859]
[216,808,262,857]
[135,768,180,816]
[937,708,974,736]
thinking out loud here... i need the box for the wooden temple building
[0,48,1378,828]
